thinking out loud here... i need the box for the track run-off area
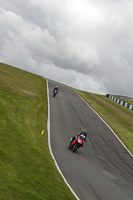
[47,79,133,200]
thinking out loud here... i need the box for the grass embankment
[120,98,133,105]
[74,89,133,154]
[128,100,133,104]
[0,63,76,200]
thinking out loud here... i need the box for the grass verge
[0,63,76,200]
[74,89,133,154]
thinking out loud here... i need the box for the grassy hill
[0,62,133,200]
[0,63,76,200]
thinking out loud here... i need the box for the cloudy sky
[0,0,133,96]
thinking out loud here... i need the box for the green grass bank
[0,63,76,200]
[74,89,133,154]
[0,62,132,200]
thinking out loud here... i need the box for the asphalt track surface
[48,79,133,200]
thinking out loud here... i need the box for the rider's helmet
[56,86,58,88]
[83,129,87,135]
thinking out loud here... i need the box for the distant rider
[70,129,88,143]
[53,86,58,95]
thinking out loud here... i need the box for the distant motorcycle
[53,90,58,97]
[69,134,85,152]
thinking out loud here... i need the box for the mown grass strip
[74,89,133,154]
[0,63,76,200]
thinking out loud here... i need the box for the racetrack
[48,79,133,200]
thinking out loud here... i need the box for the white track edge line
[73,89,133,158]
[46,79,80,200]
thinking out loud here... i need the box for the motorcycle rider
[70,129,88,144]
[53,86,58,95]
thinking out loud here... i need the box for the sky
[0,0,133,96]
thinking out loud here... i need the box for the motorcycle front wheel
[72,143,80,152]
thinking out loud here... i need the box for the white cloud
[0,0,133,96]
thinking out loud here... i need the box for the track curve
[48,79,133,200]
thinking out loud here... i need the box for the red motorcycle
[69,134,85,152]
